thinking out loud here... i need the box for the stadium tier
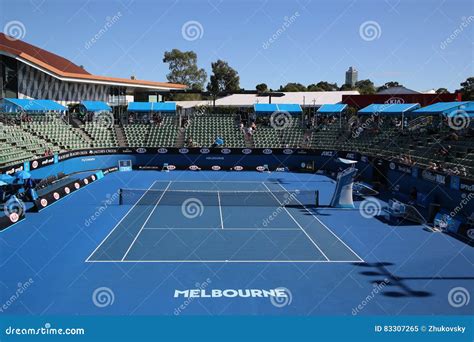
[0,104,472,179]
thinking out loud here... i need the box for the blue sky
[1,0,473,91]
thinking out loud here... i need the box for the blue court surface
[0,171,473,315]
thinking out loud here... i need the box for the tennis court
[86,180,363,263]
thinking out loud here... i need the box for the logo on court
[181,198,204,219]
[448,287,470,308]
[270,287,292,308]
[359,197,382,218]
[92,287,115,308]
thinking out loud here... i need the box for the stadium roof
[254,103,302,113]
[205,91,359,107]
[127,102,177,112]
[412,101,471,115]
[376,86,420,95]
[358,103,420,115]
[81,101,112,112]
[1,98,67,112]
[317,104,347,113]
[0,33,186,90]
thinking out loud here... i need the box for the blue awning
[358,103,420,115]
[81,101,111,112]
[0,98,67,112]
[413,101,472,116]
[127,102,176,112]
[317,104,347,114]
[254,103,302,114]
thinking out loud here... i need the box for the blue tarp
[358,103,420,115]
[0,98,67,112]
[317,104,347,114]
[254,103,302,114]
[413,101,473,116]
[127,102,176,113]
[81,101,111,112]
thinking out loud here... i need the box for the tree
[279,83,307,92]
[207,59,240,95]
[354,79,376,95]
[313,81,338,91]
[458,77,474,100]
[163,49,207,90]
[307,84,323,92]
[436,88,449,94]
[377,81,403,92]
[339,84,354,91]
[256,83,268,93]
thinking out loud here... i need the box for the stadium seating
[184,113,245,147]
[124,115,178,147]
[83,121,118,148]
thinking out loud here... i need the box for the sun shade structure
[0,98,67,113]
[357,103,420,115]
[81,101,112,112]
[317,104,347,114]
[127,102,177,113]
[254,103,302,114]
[412,101,473,116]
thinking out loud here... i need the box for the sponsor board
[262,149,272,155]
[136,148,147,154]
[221,148,231,154]
[233,166,243,171]
[200,148,210,154]
[167,165,177,171]
[242,148,252,155]
[157,148,168,154]
[189,165,200,171]
[179,148,189,154]
[211,165,221,171]
[53,192,60,200]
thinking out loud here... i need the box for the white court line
[120,181,172,261]
[217,192,224,229]
[261,182,330,261]
[84,180,158,262]
[276,182,365,262]
[142,227,300,231]
[86,259,364,263]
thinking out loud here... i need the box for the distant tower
[345,67,358,87]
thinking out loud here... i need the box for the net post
[315,190,319,207]
[118,188,122,205]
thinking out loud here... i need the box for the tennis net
[118,188,316,207]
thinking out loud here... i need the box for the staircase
[114,125,127,147]
[175,128,185,147]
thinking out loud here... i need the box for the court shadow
[352,262,434,298]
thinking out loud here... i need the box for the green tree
[458,77,474,100]
[377,81,403,92]
[354,79,376,95]
[307,84,323,91]
[280,83,307,92]
[163,49,207,90]
[207,59,240,95]
[313,81,338,91]
[436,87,449,94]
[256,83,268,93]
[339,84,354,91]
